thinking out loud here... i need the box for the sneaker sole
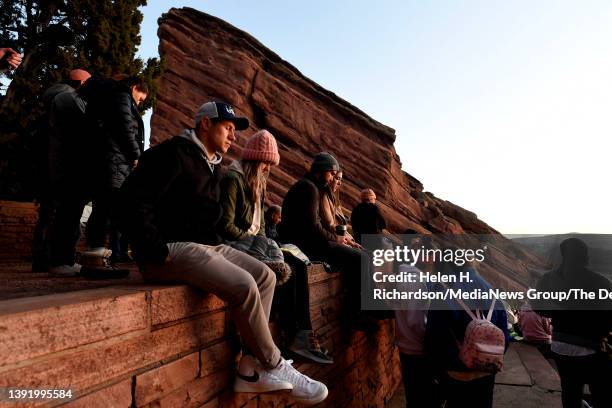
[291,384,329,405]
[81,249,113,258]
[234,378,293,393]
[289,348,334,365]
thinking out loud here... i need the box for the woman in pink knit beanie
[219,129,280,242]
[218,130,334,365]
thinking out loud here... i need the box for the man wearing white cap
[120,101,328,405]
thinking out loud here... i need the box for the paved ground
[387,342,562,408]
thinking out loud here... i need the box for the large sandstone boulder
[152,7,548,291]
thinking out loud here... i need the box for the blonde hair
[241,160,268,203]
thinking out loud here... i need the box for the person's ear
[198,117,211,132]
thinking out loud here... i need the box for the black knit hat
[310,152,339,173]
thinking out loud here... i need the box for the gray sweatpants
[141,242,281,369]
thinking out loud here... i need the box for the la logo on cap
[225,105,235,115]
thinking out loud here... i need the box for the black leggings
[273,255,312,337]
[48,196,88,266]
[555,352,612,408]
[86,187,121,249]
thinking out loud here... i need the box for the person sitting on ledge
[217,129,332,365]
[319,169,361,249]
[279,152,377,332]
[119,101,328,405]
[217,129,291,285]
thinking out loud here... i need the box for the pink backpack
[454,297,505,373]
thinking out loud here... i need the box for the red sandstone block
[0,312,226,393]
[258,392,294,407]
[149,285,226,326]
[308,278,342,304]
[198,398,219,408]
[306,264,329,285]
[142,370,230,408]
[200,342,233,378]
[0,200,36,209]
[61,379,132,408]
[0,288,148,367]
[0,215,37,224]
[217,390,259,408]
[135,352,199,406]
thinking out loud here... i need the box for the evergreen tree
[0,0,161,199]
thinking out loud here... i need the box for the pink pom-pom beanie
[242,130,280,165]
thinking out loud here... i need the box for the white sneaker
[82,247,112,258]
[269,358,328,405]
[49,263,82,277]
[234,355,292,393]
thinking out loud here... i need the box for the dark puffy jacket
[33,83,76,197]
[119,135,224,265]
[48,89,88,194]
[43,83,74,109]
[103,84,144,189]
[278,173,336,251]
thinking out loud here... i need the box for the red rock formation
[152,8,548,292]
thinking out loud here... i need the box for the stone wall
[0,265,400,408]
[0,201,37,262]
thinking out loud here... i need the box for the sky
[137,0,612,235]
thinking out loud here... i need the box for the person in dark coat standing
[534,238,612,408]
[85,76,147,264]
[31,72,84,272]
[38,69,93,276]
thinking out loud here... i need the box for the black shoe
[31,261,49,272]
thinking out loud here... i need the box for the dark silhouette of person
[534,238,612,408]
[350,188,386,244]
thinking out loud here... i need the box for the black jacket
[535,266,612,350]
[35,83,77,197]
[350,202,387,244]
[104,84,144,188]
[119,135,224,265]
[48,89,88,194]
[279,173,336,251]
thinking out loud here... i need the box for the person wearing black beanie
[279,151,378,333]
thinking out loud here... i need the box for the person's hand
[336,235,350,246]
[0,48,22,70]
[349,239,364,250]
